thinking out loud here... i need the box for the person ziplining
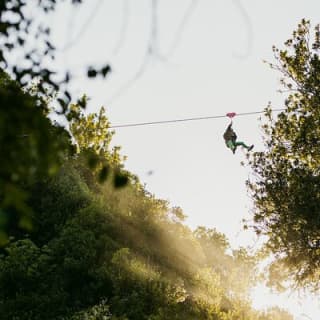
[108,108,286,156]
[223,112,254,154]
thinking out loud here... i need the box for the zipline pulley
[226,112,237,121]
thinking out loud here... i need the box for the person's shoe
[248,145,254,151]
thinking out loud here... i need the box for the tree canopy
[0,139,292,319]
[247,19,320,291]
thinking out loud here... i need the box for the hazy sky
[48,1,320,318]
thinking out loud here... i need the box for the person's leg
[235,141,254,151]
[226,140,237,153]
[235,141,249,148]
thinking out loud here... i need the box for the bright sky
[48,1,320,318]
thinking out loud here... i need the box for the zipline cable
[110,108,286,128]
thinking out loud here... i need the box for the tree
[0,0,112,224]
[0,69,73,244]
[0,0,87,244]
[247,19,320,291]
[69,103,129,187]
[258,306,293,320]
[0,70,128,244]
[194,227,258,299]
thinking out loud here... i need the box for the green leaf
[113,171,128,188]
[101,64,111,77]
[87,67,98,78]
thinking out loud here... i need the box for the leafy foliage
[69,102,129,186]
[0,150,292,319]
[0,71,126,241]
[247,19,320,291]
[0,1,115,242]
[0,69,73,243]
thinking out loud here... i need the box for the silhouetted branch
[106,0,159,104]
[62,0,103,52]
[113,0,130,55]
[165,0,199,58]
[231,0,253,59]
